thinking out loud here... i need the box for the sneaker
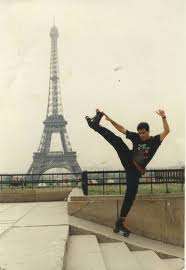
[95,109,104,125]
[118,226,130,237]
[113,217,131,234]
[85,110,104,129]
[85,116,94,128]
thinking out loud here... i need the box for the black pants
[94,125,141,218]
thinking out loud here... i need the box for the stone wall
[68,192,184,247]
[0,188,72,202]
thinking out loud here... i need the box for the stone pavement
[0,202,69,270]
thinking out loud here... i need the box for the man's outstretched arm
[156,109,170,141]
[103,112,127,134]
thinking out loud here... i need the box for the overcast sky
[0,0,184,173]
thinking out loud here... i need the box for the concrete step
[163,258,184,270]
[132,250,174,270]
[100,242,143,270]
[69,215,184,258]
[65,235,107,270]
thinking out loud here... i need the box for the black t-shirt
[126,130,162,168]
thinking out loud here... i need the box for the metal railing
[81,169,185,195]
[0,169,184,195]
[0,173,82,190]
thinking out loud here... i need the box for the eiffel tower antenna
[27,25,81,175]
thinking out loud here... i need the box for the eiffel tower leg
[69,163,82,174]
[27,163,33,174]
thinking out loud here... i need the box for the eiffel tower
[27,24,81,175]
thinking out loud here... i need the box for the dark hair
[137,122,150,132]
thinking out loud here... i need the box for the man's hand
[155,109,166,118]
[155,109,170,141]
[96,109,110,121]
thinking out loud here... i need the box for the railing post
[119,171,121,195]
[150,170,153,193]
[103,171,105,195]
[165,170,169,193]
[181,169,184,192]
[82,171,88,195]
[31,174,33,189]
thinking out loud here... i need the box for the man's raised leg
[85,112,130,159]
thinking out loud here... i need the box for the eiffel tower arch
[27,24,81,175]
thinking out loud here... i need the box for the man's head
[137,122,150,141]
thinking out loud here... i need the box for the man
[85,109,170,237]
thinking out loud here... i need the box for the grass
[0,186,74,193]
[0,183,184,196]
[88,183,184,195]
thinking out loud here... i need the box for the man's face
[138,128,150,141]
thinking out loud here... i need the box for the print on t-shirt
[126,130,162,167]
[138,144,151,158]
